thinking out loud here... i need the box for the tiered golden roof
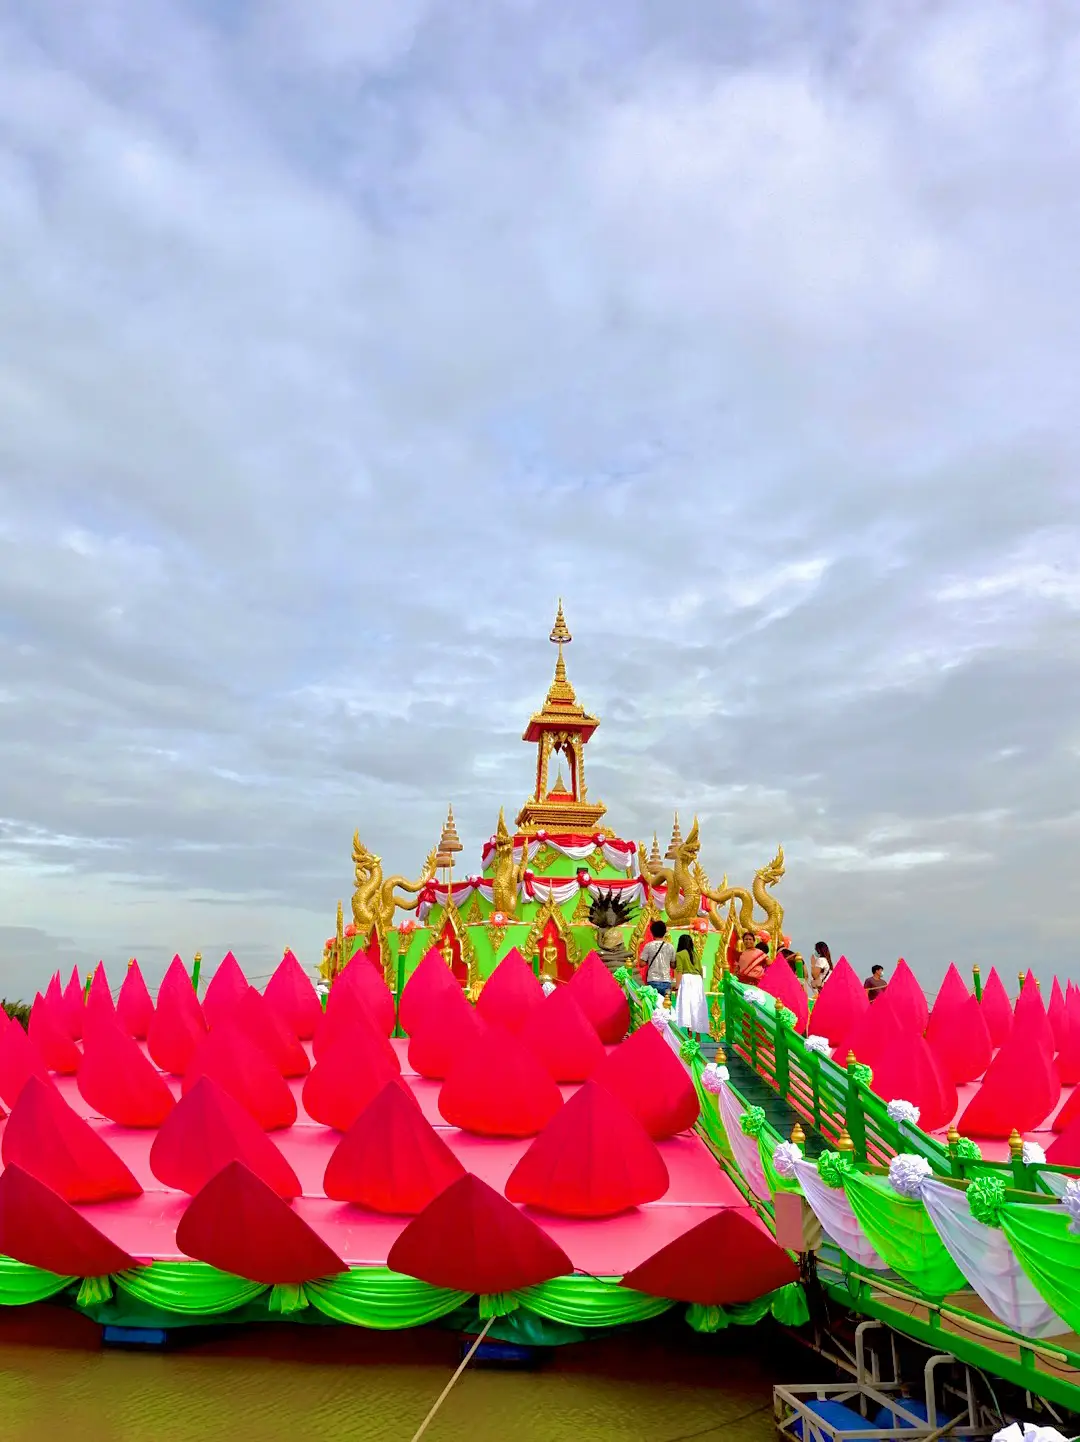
[435,804,463,867]
[665,812,683,860]
[648,833,663,870]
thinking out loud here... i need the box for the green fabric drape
[517,1275,672,1328]
[305,1268,469,1329]
[758,1135,800,1195]
[843,1174,965,1299]
[0,1256,72,1306]
[1001,1203,1080,1336]
[115,1262,266,1316]
[685,1283,809,1333]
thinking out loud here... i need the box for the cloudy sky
[0,0,1077,1000]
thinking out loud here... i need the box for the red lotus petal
[399,948,461,1035]
[302,1031,407,1131]
[327,957,396,1038]
[147,961,207,1075]
[620,1207,798,1303]
[176,1162,346,1284]
[960,1034,1059,1139]
[870,1034,957,1132]
[886,959,929,1034]
[804,956,867,1045]
[202,952,250,1029]
[0,1020,56,1109]
[439,1027,562,1138]
[506,1081,668,1217]
[77,1017,176,1128]
[61,967,84,1040]
[565,951,630,1043]
[0,1166,138,1276]
[928,994,992,1086]
[116,960,155,1040]
[592,1024,699,1140]
[834,997,904,1072]
[313,989,401,1068]
[759,957,809,1034]
[519,987,605,1084]
[2,1076,142,1203]
[406,991,486,1081]
[85,965,116,1031]
[28,993,81,1074]
[979,968,1013,1048]
[387,1173,573,1294]
[263,951,323,1040]
[323,1080,464,1212]
[151,1077,300,1198]
[475,948,544,1035]
[182,1022,297,1130]
[233,987,310,1077]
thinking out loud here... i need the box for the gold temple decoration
[572,886,591,923]
[335,901,344,981]
[837,1128,855,1153]
[946,1124,960,1149]
[845,1050,857,1068]
[791,1122,806,1146]
[525,890,580,978]
[489,808,530,916]
[350,830,436,939]
[640,816,704,924]
[664,813,683,860]
[464,892,483,926]
[515,602,607,834]
[1008,1128,1024,1160]
[648,833,663,871]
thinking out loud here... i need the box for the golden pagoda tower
[515,602,607,834]
[665,812,683,860]
[648,833,663,871]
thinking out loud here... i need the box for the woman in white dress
[673,934,710,1038]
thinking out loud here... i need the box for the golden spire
[648,833,662,870]
[665,812,683,860]
[544,599,576,707]
[435,804,462,867]
[549,599,571,646]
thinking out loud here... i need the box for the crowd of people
[639,920,890,1018]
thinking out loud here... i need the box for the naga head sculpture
[352,831,381,873]
[677,817,702,865]
[759,845,786,886]
[493,807,513,856]
[587,888,638,932]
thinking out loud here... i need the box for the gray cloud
[0,0,1077,1001]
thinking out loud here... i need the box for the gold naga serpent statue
[489,808,531,917]
[638,817,786,942]
[350,831,438,939]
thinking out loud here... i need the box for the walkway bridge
[620,972,1080,1420]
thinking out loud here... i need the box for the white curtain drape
[718,1081,771,1201]
[793,1159,888,1270]
[919,1178,1070,1338]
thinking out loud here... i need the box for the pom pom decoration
[176,1161,347,1284]
[150,1077,301,1199]
[475,948,544,1035]
[439,1026,562,1138]
[262,949,323,1040]
[817,1151,855,1189]
[592,1023,700,1141]
[0,1165,139,1277]
[966,1175,1006,1228]
[740,1106,767,1138]
[519,987,605,1084]
[1022,1141,1046,1165]
[565,951,630,1043]
[77,1016,176,1128]
[387,1173,574,1295]
[701,1063,729,1093]
[115,960,155,1039]
[1062,1178,1080,1235]
[772,1141,803,1179]
[505,1081,669,1218]
[322,1081,463,1213]
[803,1034,831,1055]
[888,1154,931,1199]
[2,1077,142,1204]
[885,1099,921,1126]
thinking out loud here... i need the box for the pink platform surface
[930,1063,1076,1162]
[2,1038,752,1274]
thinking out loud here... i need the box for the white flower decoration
[888,1153,932,1199]
[541,980,557,997]
[1021,1141,1046,1166]
[701,1063,729,1094]
[803,1034,831,1055]
[740,986,771,1007]
[650,1006,672,1030]
[886,1099,921,1126]
[772,1141,803,1179]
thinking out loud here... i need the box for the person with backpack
[641,920,675,998]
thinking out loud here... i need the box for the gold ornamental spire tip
[665,811,683,860]
[549,599,572,646]
[648,833,662,870]
[439,803,462,854]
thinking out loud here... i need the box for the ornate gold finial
[791,1122,806,1146]
[436,804,462,867]
[837,1128,854,1153]
[714,1044,726,1064]
[947,1124,960,1148]
[845,1050,857,1068]
[127,957,135,968]
[1018,971,1026,993]
[648,833,662,871]
[549,599,572,646]
[1008,1128,1024,1160]
[665,812,683,860]
[972,964,981,976]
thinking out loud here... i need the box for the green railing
[721,972,1080,1195]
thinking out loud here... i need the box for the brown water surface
[0,1306,815,1441]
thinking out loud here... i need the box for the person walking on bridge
[642,920,675,999]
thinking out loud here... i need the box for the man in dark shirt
[864,964,887,1001]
